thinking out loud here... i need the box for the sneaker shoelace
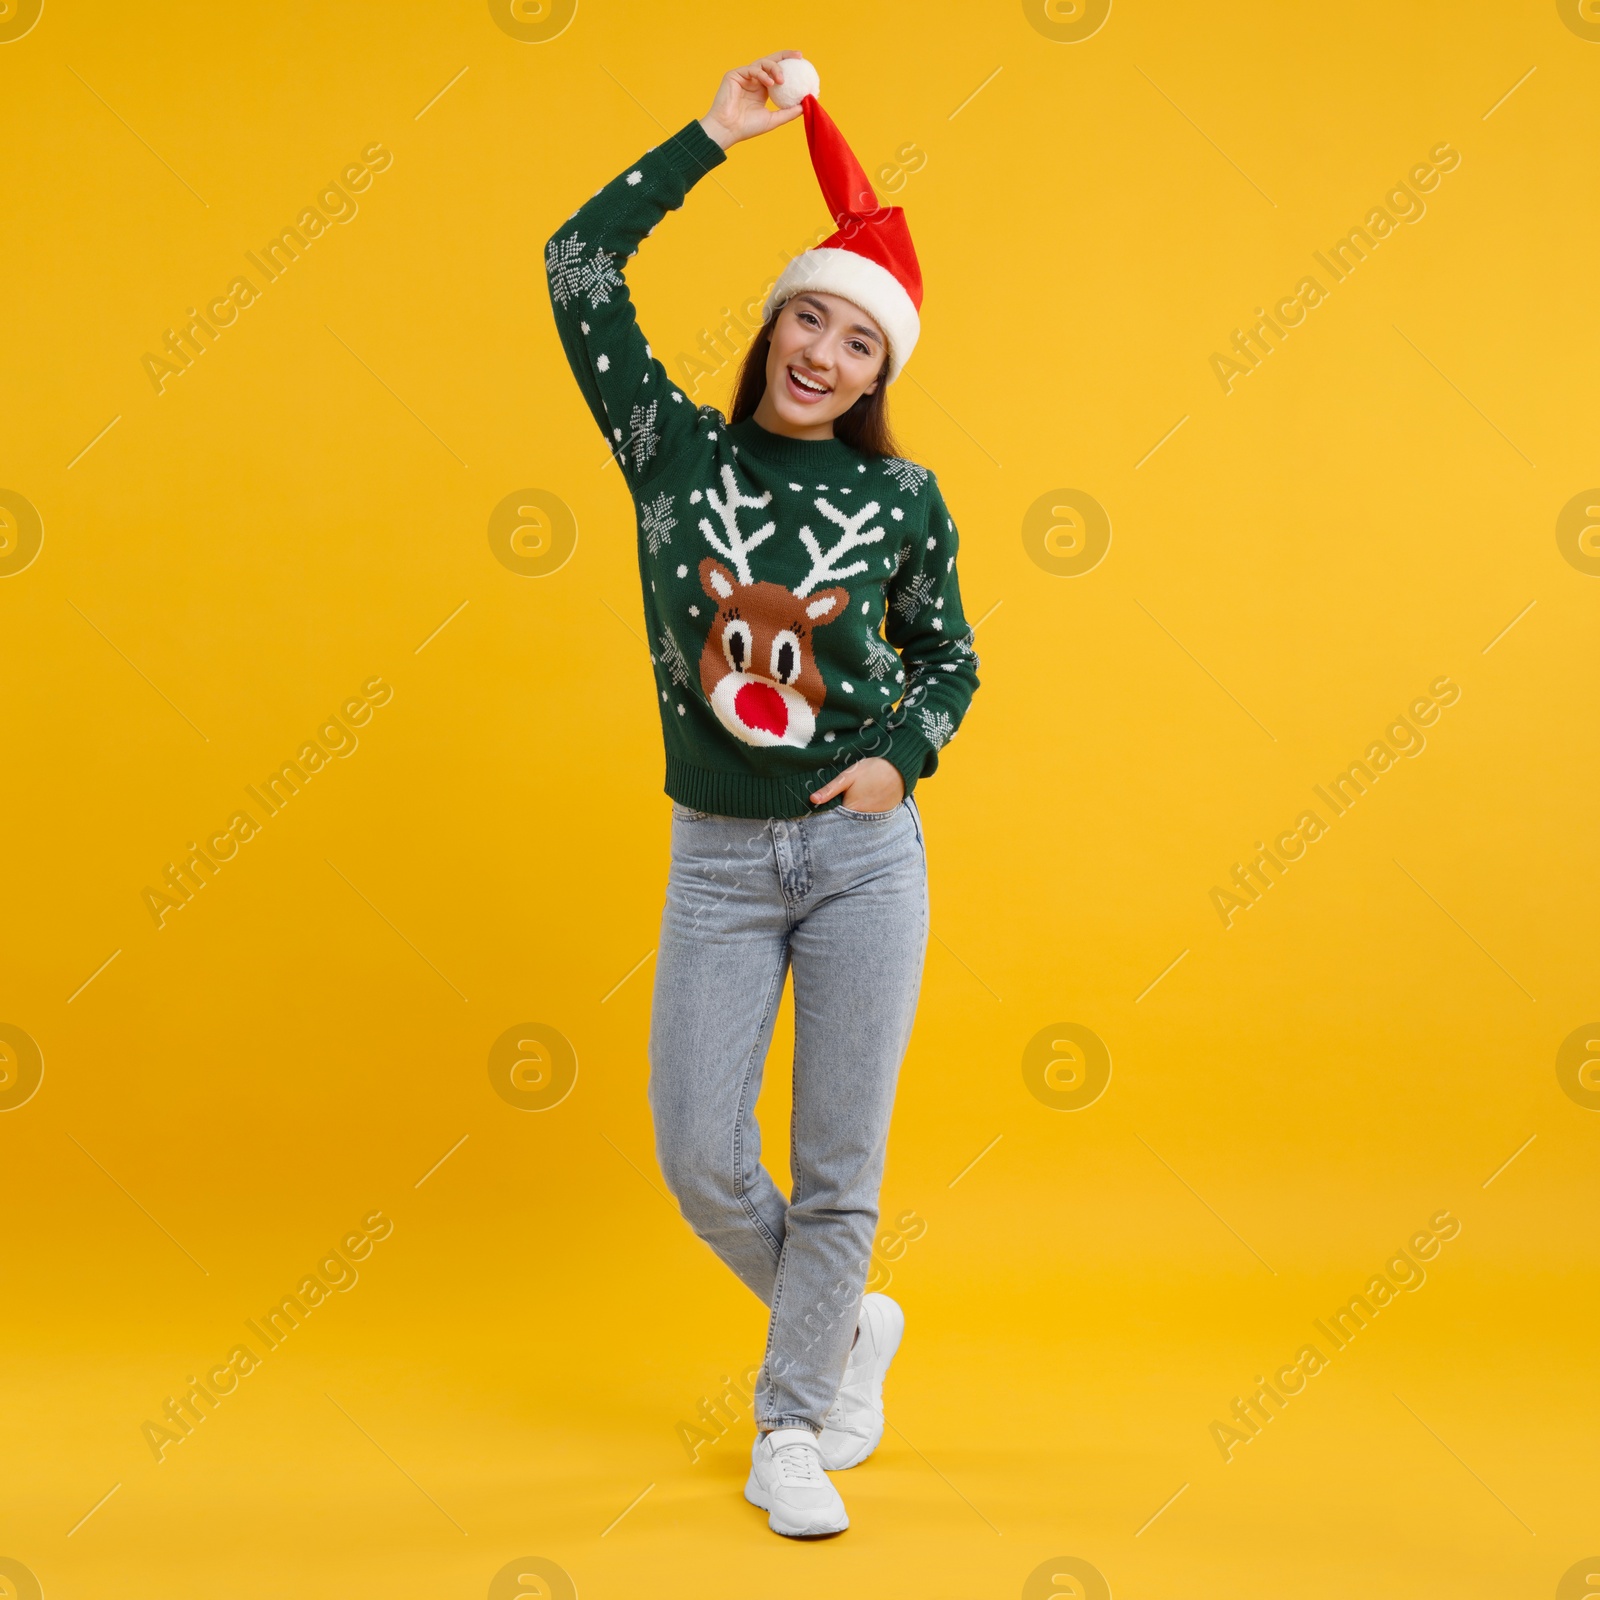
[772,1440,826,1486]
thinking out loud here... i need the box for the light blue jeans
[648,796,929,1433]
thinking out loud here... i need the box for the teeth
[790,367,827,393]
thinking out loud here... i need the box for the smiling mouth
[786,365,831,401]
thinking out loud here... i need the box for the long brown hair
[728,309,904,459]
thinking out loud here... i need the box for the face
[759,292,888,433]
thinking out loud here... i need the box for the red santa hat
[763,94,923,383]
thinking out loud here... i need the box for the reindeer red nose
[735,681,788,737]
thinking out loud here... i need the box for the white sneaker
[818,1292,905,1470]
[744,1427,849,1538]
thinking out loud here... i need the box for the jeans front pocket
[671,802,713,822]
[836,800,903,821]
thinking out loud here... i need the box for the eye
[796,309,820,327]
[721,619,752,674]
[770,629,801,685]
[849,340,871,357]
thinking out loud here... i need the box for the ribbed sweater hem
[663,754,852,819]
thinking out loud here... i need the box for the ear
[700,557,737,602]
[801,586,850,626]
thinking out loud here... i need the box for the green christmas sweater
[545,117,980,819]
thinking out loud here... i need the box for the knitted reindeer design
[696,464,887,749]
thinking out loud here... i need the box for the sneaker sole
[818,1298,906,1471]
[743,1471,849,1538]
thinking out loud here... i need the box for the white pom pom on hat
[770,56,820,108]
[762,61,923,382]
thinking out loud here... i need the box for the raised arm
[880,472,981,792]
[544,125,725,490]
[544,54,804,492]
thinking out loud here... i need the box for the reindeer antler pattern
[697,464,776,585]
[794,496,887,598]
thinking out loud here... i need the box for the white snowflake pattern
[580,249,625,308]
[658,626,690,688]
[892,572,936,621]
[891,543,913,576]
[545,233,584,305]
[628,400,659,473]
[882,457,930,496]
[863,633,898,681]
[641,490,676,555]
[545,231,625,310]
[919,708,954,749]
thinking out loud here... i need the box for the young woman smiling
[546,51,980,1539]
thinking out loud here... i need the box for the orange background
[3,0,1598,1595]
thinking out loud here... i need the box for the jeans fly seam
[771,820,814,914]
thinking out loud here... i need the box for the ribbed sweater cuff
[884,720,936,797]
[661,119,728,186]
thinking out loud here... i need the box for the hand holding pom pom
[700,52,811,149]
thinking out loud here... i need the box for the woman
[546,51,980,1539]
